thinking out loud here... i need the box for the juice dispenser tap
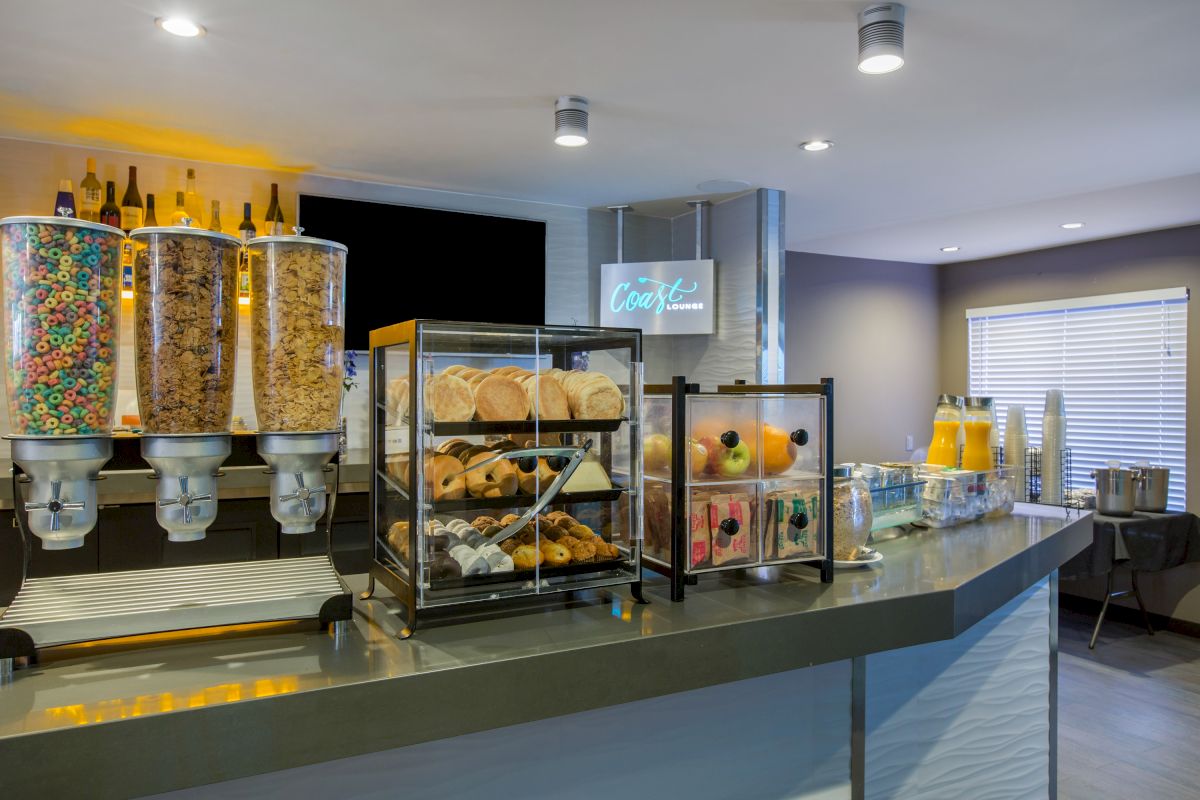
[130,226,242,540]
[247,231,347,534]
[1,217,125,550]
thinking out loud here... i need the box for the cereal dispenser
[246,230,346,534]
[129,226,240,540]
[1,217,124,549]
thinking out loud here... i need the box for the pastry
[485,551,515,572]
[519,374,571,420]
[567,523,594,539]
[499,513,522,527]
[482,524,504,537]
[429,454,466,500]
[512,544,544,570]
[517,457,561,495]
[425,373,476,422]
[541,525,566,542]
[430,551,463,580]
[500,538,520,555]
[442,365,472,376]
[386,520,410,562]
[556,534,580,549]
[472,374,531,421]
[385,377,409,422]
[464,452,519,498]
[438,439,472,457]
[568,538,597,563]
[471,515,500,531]
[595,540,621,560]
[491,366,525,377]
[539,541,571,567]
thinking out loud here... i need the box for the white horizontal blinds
[968,292,1187,510]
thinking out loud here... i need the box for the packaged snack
[709,493,752,566]
[689,502,711,568]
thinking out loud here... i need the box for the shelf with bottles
[642,378,834,600]
[365,320,645,637]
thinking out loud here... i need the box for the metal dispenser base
[9,436,111,550]
[257,431,339,534]
[142,434,231,541]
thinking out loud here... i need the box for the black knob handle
[546,456,568,472]
[789,511,809,530]
[790,429,809,446]
[720,430,740,449]
[719,517,740,535]
[516,456,537,473]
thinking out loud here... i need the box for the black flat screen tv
[297,194,547,349]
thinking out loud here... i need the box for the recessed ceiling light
[1060,222,1085,229]
[554,95,589,147]
[940,246,960,253]
[156,17,205,37]
[858,4,905,74]
[800,140,833,152]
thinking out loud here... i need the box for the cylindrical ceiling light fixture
[858,3,905,74]
[554,95,589,147]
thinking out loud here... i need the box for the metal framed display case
[363,320,644,638]
[642,377,834,601]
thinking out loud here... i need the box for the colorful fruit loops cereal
[1,219,121,436]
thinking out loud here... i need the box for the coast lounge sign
[599,259,714,335]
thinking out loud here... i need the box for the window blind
[967,288,1187,510]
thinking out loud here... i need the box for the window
[968,288,1187,510]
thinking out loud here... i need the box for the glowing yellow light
[121,289,134,299]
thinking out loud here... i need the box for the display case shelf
[432,486,626,512]
[425,556,633,592]
[430,418,627,437]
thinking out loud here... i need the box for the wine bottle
[120,166,143,233]
[79,158,102,222]
[184,168,204,227]
[99,181,121,228]
[54,180,77,218]
[208,200,222,232]
[238,202,256,242]
[144,194,159,227]
[170,191,189,226]
[264,183,284,235]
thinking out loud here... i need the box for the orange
[762,424,797,474]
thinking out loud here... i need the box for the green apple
[717,440,752,477]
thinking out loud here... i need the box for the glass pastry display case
[642,378,833,600]
[364,320,644,637]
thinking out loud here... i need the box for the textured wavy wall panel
[864,579,1051,800]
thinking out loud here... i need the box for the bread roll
[520,374,571,420]
[429,453,466,500]
[385,377,409,422]
[517,457,560,495]
[464,452,519,498]
[563,372,624,420]
[442,365,471,376]
[473,374,531,421]
[425,373,475,422]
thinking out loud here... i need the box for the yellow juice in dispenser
[961,420,994,470]
[927,419,961,467]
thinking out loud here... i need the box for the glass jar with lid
[961,396,995,471]
[833,466,872,561]
[926,394,963,467]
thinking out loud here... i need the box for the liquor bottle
[170,191,189,226]
[144,194,159,227]
[79,158,102,222]
[184,168,204,226]
[208,200,222,232]
[120,166,143,233]
[99,181,121,228]
[264,183,284,235]
[237,202,256,300]
[53,180,77,218]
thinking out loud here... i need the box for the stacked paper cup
[1041,390,1067,505]
[1004,405,1028,502]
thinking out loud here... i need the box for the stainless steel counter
[0,504,1091,798]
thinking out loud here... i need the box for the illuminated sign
[599,259,714,335]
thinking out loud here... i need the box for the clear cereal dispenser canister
[247,229,347,534]
[1,217,124,549]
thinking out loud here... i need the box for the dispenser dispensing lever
[157,475,212,525]
[279,472,325,516]
[24,479,85,533]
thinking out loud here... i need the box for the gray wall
[785,251,940,464]
[938,223,1200,623]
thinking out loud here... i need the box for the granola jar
[832,467,873,560]
[130,227,240,433]
[246,233,346,432]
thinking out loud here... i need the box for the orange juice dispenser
[926,395,963,467]
[961,397,995,471]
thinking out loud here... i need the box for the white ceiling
[2,0,1199,264]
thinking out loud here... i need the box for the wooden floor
[1059,608,1200,799]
